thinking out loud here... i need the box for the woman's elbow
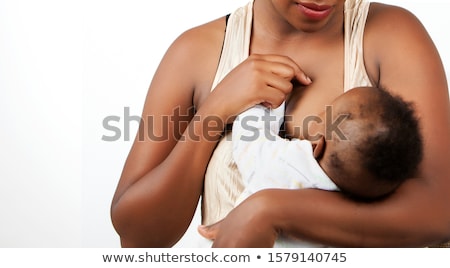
[110,199,149,247]
[110,199,179,248]
[110,199,137,247]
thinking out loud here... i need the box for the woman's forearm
[265,180,450,247]
[111,106,227,247]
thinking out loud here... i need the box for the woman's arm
[110,21,228,247]
[111,17,311,247]
[207,4,450,247]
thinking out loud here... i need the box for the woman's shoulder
[363,2,433,80]
[364,2,435,55]
[365,2,426,37]
[156,16,228,104]
[169,16,227,58]
[161,16,227,82]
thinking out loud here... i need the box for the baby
[232,86,423,204]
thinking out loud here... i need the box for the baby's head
[312,87,423,200]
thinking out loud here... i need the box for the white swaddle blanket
[232,103,338,206]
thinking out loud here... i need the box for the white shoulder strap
[210,1,254,91]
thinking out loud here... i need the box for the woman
[111,0,450,247]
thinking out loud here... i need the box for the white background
[0,0,449,248]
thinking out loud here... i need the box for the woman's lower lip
[297,3,333,20]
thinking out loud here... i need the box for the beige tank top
[202,0,373,225]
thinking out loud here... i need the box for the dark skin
[111,0,450,247]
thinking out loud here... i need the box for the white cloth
[232,103,338,206]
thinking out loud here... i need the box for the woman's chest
[195,37,346,137]
[283,50,345,139]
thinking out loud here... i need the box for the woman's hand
[206,54,312,124]
[198,190,278,248]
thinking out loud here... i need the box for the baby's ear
[312,135,326,160]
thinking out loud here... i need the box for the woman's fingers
[197,221,222,240]
[251,54,312,85]
[207,53,311,120]
[249,54,311,108]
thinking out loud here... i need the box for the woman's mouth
[297,2,333,20]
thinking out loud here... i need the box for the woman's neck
[252,0,344,46]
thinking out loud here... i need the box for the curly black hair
[327,87,424,200]
[358,88,423,186]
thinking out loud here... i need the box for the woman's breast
[284,79,343,139]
